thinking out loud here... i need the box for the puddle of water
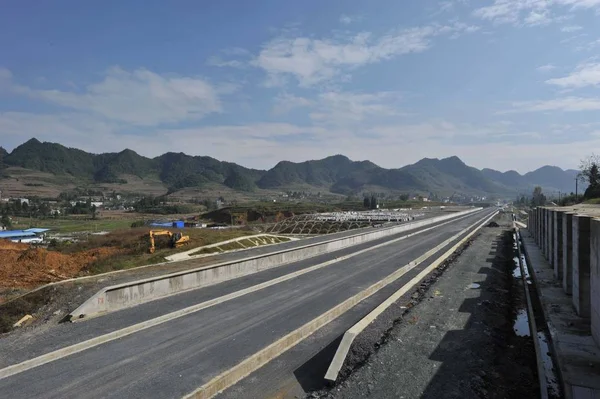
[468,283,480,289]
[537,331,561,398]
[513,256,522,278]
[513,309,531,336]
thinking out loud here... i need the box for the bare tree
[580,154,600,183]
[580,154,600,200]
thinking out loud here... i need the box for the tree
[581,154,600,199]
[363,196,370,208]
[531,186,546,207]
[370,195,378,209]
[1,213,11,229]
[399,194,409,201]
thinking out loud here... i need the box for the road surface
[0,208,495,399]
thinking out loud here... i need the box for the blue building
[0,228,50,243]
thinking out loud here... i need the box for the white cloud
[207,56,246,68]
[561,25,583,32]
[272,93,313,114]
[575,38,600,51]
[537,63,556,72]
[546,62,600,88]
[0,67,12,80]
[221,47,250,56]
[439,1,455,12]
[473,0,600,26]
[252,23,479,86]
[506,96,600,112]
[339,14,357,25]
[310,91,404,125]
[272,90,405,124]
[8,67,221,126]
[524,10,552,25]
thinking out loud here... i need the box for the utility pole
[576,175,579,201]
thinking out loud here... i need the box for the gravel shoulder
[316,213,539,399]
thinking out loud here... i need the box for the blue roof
[24,228,50,234]
[149,222,173,227]
[0,230,36,238]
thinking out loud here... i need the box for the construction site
[0,207,442,306]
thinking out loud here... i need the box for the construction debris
[12,314,33,328]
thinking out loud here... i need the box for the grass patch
[584,198,600,204]
[45,227,254,275]
[238,238,259,247]
[195,247,223,255]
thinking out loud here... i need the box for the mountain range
[0,138,583,198]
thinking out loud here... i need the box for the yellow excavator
[148,230,190,254]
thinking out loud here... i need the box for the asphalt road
[0,208,495,399]
[0,208,447,334]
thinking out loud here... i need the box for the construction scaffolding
[267,210,425,235]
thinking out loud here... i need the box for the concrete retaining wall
[592,218,600,347]
[70,208,481,320]
[530,207,599,322]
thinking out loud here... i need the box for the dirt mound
[0,240,30,251]
[486,221,500,228]
[0,242,123,290]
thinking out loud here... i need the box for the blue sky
[1,0,600,173]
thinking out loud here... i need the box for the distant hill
[482,165,583,194]
[3,139,262,193]
[524,166,580,193]
[257,155,379,189]
[0,137,583,198]
[400,156,505,194]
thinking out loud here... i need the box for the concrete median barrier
[69,208,482,321]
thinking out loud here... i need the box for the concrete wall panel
[591,218,600,347]
[554,210,564,280]
[573,215,592,317]
[563,212,574,295]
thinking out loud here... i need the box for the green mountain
[524,166,580,193]
[94,149,158,182]
[481,168,527,189]
[482,166,582,194]
[0,138,583,197]
[5,138,96,177]
[257,155,379,189]
[400,156,504,194]
[3,139,262,192]
[156,152,262,191]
